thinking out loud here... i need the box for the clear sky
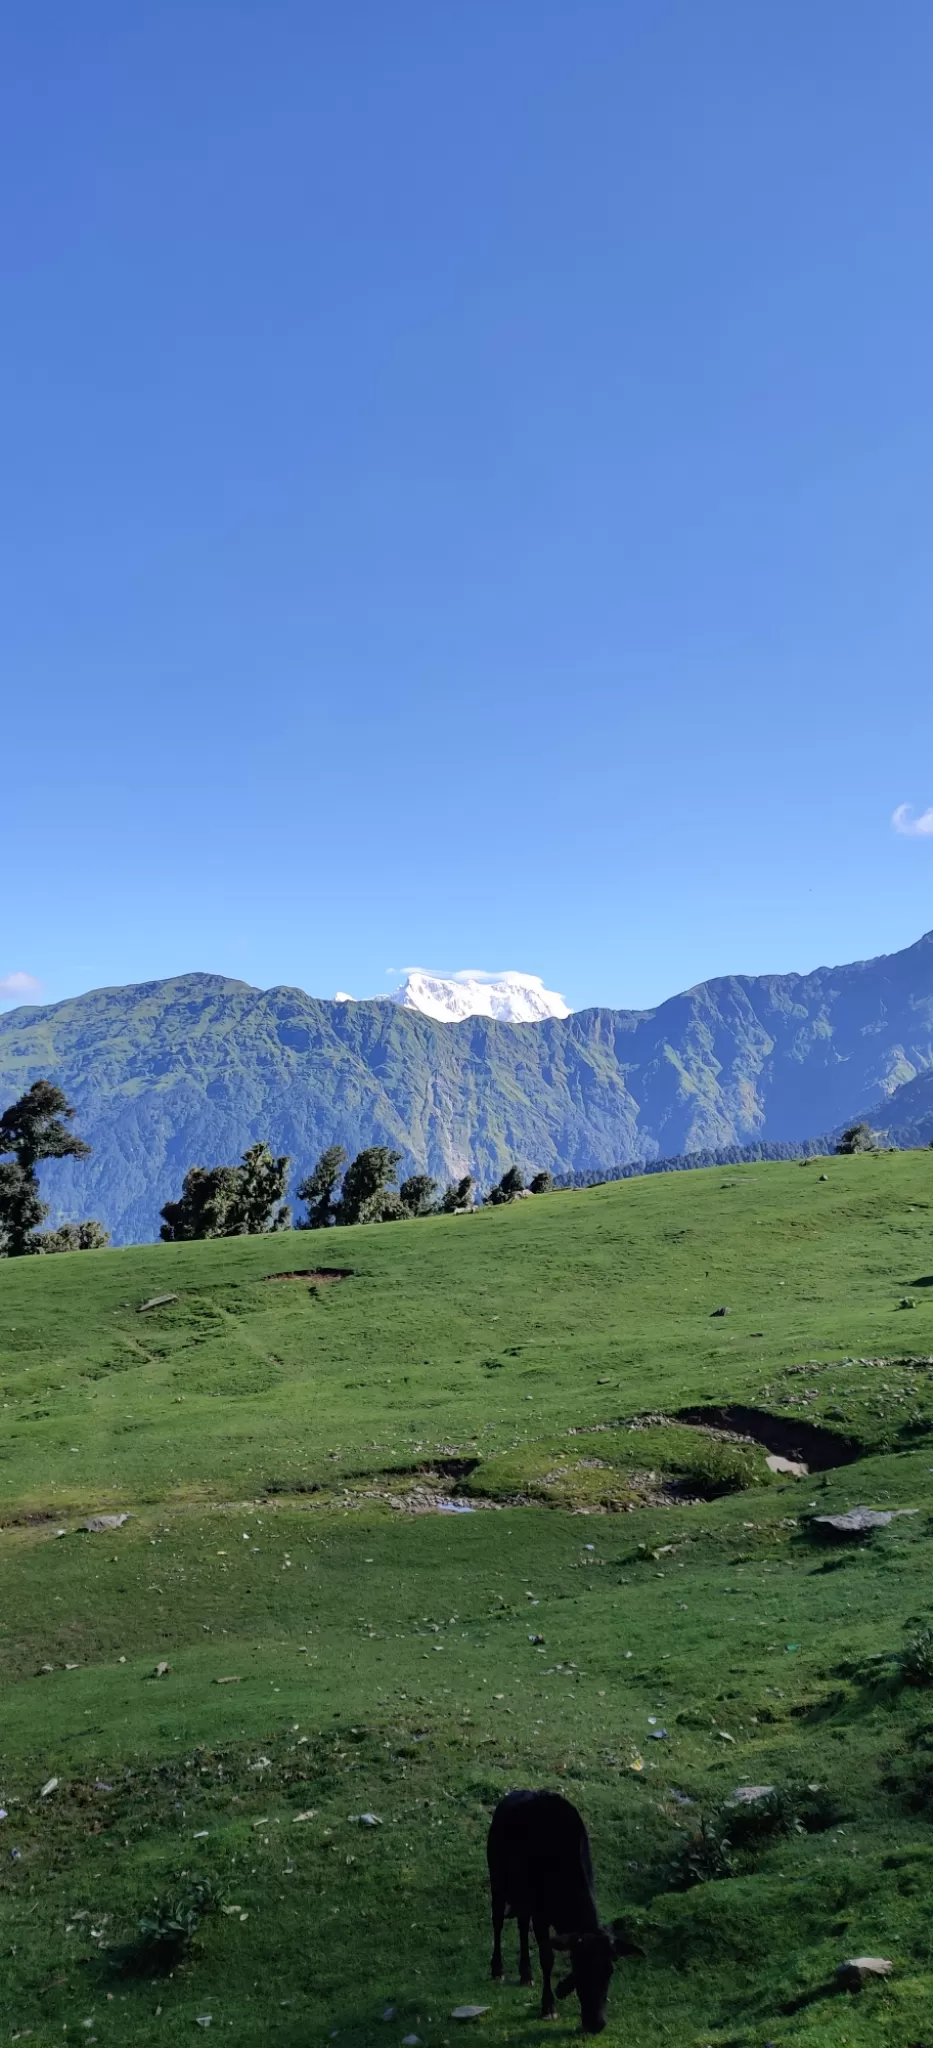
[3,2,933,1016]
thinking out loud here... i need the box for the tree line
[0,1077,556,1254]
[160,1144,555,1239]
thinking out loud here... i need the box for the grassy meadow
[3,1153,933,2044]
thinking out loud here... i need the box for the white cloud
[0,970,42,1002]
[892,803,933,838]
[400,966,549,988]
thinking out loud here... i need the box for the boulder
[836,1956,892,1989]
[811,1507,916,1538]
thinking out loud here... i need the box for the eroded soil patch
[675,1403,863,1470]
[262,1268,353,1283]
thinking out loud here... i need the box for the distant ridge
[2,933,932,1244]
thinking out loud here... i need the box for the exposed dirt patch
[348,1456,480,1485]
[674,1403,863,1470]
[341,1457,486,1514]
[262,1268,353,1283]
[0,1506,67,1532]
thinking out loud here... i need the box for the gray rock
[812,1506,917,1537]
[836,1956,892,1988]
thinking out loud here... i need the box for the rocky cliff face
[2,931,932,1244]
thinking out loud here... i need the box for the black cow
[487,1789,619,2032]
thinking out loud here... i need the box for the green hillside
[3,1153,933,2045]
[3,926,933,1242]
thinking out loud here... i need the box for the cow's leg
[518,1912,533,1986]
[532,1917,557,2019]
[490,1883,506,1980]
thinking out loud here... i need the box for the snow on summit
[333,970,571,1022]
[389,969,570,1023]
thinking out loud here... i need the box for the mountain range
[2,929,933,1245]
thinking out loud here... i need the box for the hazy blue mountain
[2,930,933,1244]
[864,1067,933,1150]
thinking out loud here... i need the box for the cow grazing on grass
[487,1789,619,2033]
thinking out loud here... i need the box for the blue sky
[3,2,933,1016]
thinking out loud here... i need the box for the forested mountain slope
[1,929,932,1242]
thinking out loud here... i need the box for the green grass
[3,1153,933,2045]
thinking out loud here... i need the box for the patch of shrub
[664,1815,736,1889]
[673,1435,771,1499]
[663,1780,839,1891]
[901,1626,933,1686]
[110,1877,222,1976]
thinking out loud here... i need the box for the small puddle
[675,1404,863,1471]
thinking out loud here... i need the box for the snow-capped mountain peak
[386,969,570,1024]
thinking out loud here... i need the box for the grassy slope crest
[3,1154,933,2043]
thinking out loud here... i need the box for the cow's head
[551,1927,617,2034]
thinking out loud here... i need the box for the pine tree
[297,1146,347,1229]
[335,1148,403,1225]
[0,1081,92,1257]
[399,1174,438,1216]
[160,1144,291,1241]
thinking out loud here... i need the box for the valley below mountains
[2,929,933,1243]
